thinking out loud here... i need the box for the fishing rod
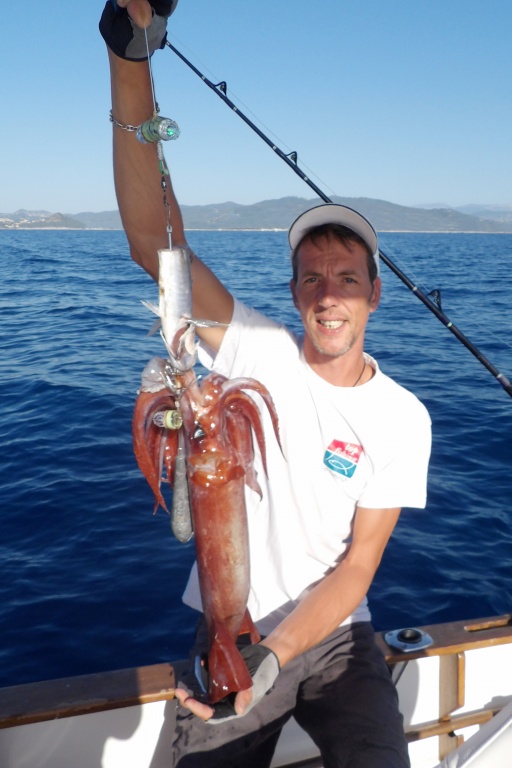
[165,41,512,399]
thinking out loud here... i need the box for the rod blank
[166,41,512,398]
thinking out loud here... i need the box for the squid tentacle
[221,391,269,476]
[224,410,263,498]
[132,390,177,512]
[220,377,282,459]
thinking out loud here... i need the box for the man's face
[290,234,381,365]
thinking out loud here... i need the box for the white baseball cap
[288,203,380,275]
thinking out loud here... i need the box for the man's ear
[369,277,382,313]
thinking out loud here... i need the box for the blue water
[1,229,511,688]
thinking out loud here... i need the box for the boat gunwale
[0,662,178,730]
[374,613,512,662]
[2,614,512,731]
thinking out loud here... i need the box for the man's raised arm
[102,0,233,350]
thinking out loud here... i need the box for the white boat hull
[2,615,511,768]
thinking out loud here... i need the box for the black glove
[99,0,179,61]
[206,645,280,725]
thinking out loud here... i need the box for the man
[101,2,431,766]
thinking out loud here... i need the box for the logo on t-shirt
[323,440,363,479]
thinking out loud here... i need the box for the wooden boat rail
[0,663,178,730]
[375,613,512,758]
[1,612,511,762]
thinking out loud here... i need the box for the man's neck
[304,345,369,388]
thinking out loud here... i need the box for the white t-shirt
[183,300,431,633]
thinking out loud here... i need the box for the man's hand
[99,0,179,61]
[175,644,280,725]
[117,1,153,29]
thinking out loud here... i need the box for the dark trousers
[172,620,410,768]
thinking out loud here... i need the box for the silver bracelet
[109,105,160,132]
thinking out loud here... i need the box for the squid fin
[207,619,253,704]
[239,608,261,644]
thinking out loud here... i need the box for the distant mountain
[2,198,512,232]
[72,210,123,229]
[453,204,512,223]
[0,210,86,229]
[417,203,512,223]
[179,196,512,232]
[316,197,512,233]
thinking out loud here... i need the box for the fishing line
[137,26,182,246]
[166,34,339,201]
[145,26,158,113]
[375,242,512,363]
[164,42,512,399]
[392,244,512,362]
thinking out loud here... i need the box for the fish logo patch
[323,440,363,479]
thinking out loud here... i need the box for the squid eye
[193,426,206,440]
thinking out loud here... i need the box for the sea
[1,229,511,689]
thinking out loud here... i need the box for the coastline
[2,227,512,234]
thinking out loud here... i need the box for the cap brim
[288,204,379,274]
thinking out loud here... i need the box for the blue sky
[2,1,511,213]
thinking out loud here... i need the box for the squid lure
[153,409,183,430]
[137,115,181,144]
